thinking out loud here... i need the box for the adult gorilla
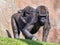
[11,6,38,40]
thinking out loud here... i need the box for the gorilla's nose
[41,18,46,23]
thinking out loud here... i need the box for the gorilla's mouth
[38,16,46,23]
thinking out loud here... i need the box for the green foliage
[0,37,60,45]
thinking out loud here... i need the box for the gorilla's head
[36,5,49,23]
[22,6,35,16]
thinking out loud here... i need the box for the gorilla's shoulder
[11,13,21,19]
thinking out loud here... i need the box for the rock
[0,23,8,37]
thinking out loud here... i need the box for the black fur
[36,5,51,42]
[11,6,51,42]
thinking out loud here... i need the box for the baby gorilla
[11,6,38,40]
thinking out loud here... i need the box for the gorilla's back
[18,15,33,30]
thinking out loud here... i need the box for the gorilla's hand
[32,36,38,40]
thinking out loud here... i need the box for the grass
[0,37,60,45]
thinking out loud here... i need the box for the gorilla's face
[38,15,46,23]
[36,5,48,23]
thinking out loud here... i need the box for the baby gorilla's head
[22,6,35,16]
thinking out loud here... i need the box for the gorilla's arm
[11,16,19,38]
[21,14,38,40]
[22,23,34,39]
[42,16,51,42]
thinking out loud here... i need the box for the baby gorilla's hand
[32,36,38,41]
